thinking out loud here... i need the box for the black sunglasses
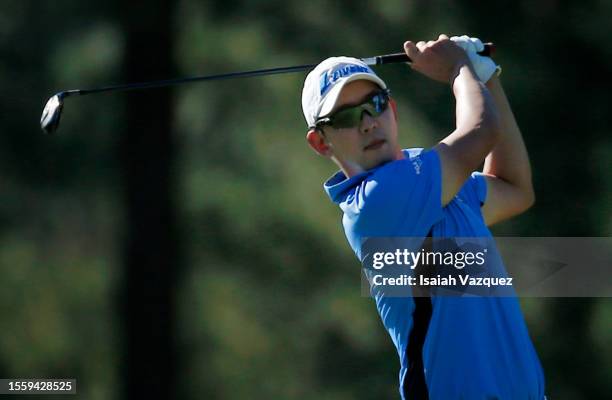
[314,89,391,130]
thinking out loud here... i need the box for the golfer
[301,34,545,399]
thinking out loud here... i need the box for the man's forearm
[454,65,498,134]
[444,64,501,172]
[483,76,534,195]
[435,63,501,205]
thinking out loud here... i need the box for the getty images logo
[319,64,371,96]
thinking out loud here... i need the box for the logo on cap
[319,64,371,96]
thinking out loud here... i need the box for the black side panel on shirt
[402,234,433,399]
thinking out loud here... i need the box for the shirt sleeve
[456,171,488,214]
[347,149,444,237]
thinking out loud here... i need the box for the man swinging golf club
[302,34,545,399]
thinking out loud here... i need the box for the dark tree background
[117,1,180,399]
[0,0,610,399]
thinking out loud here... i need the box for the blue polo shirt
[324,148,545,399]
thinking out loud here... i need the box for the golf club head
[40,93,65,134]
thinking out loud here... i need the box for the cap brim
[317,73,387,119]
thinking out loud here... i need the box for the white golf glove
[451,35,501,82]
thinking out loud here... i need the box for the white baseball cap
[301,56,387,128]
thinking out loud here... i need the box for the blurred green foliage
[0,0,610,399]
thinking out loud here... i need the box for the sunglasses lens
[371,92,388,113]
[316,90,389,130]
[331,108,363,129]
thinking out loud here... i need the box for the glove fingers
[450,36,471,52]
[449,34,500,82]
[469,37,485,52]
[451,35,479,53]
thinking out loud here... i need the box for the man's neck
[337,149,405,178]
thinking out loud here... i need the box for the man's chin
[336,148,400,176]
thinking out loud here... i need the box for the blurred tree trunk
[117,1,180,399]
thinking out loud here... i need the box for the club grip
[375,42,495,65]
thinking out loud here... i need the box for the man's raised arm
[404,34,502,206]
[479,75,535,225]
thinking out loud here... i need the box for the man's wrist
[450,61,477,87]
[485,73,500,88]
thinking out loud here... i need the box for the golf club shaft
[61,44,494,98]
[41,43,495,133]
[61,64,317,98]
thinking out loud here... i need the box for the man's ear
[389,97,398,122]
[306,128,332,157]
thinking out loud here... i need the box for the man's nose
[360,110,378,134]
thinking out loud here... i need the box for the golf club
[40,44,494,134]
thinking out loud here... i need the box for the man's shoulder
[324,148,439,206]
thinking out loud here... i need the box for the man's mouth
[364,139,386,151]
